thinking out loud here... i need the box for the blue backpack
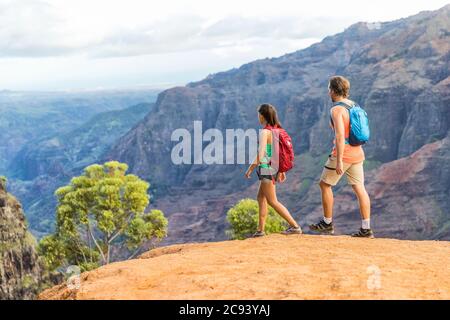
[332,101,370,146]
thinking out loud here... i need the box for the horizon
[0,0,449,92]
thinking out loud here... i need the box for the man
[309,76,374,238]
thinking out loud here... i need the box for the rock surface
[39,234,450,300]
[0,183,43,300]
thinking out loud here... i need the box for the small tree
[226,199,287,240]
[39,161,168,272]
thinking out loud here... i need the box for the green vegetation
[364,159,383,171]
[38,161,168,272]
[295,152,329,197]
[226,199,288,240]
[298,179,313,195]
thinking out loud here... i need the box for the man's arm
[331,107,345,175]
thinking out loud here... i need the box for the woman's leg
[257,183,268,232]
[260,181,299,228]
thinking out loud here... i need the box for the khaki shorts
[320,156,364,186]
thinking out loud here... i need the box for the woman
[245,103,302,237]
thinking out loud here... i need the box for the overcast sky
[0,0,448,91]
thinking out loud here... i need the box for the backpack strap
[332,101,355,110]
[263,125,277,146]
[264,125,280,131]
[331,101,356,145]
[264,125,278,184]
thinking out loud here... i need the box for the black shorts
[257,167,279,183]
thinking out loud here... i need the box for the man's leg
[347,162,374,238]
[351,184,370,221]
[309,180,335,234]
[320,180,334,220]
[309,158,343,234]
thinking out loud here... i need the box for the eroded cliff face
[109,7,449,184]
[0,183,43,299]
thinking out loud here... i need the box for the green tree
[39,161,168,272]
[226,199,287,240]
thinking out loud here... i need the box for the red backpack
[265,125,295,173]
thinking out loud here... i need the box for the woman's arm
[277,172,287,183]
[245,129,269,178]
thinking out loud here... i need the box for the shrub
[226,199,287,240]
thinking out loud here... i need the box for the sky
[0,0,448,91]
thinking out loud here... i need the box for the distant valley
[1,90,158,236]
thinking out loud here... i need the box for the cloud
[87,15,351,58]
[0,0,75,57]
[0,0,349,59]
[2,0,448,91]
[202,15,345,40]
[91,15,209,58]
[1,0,449,59]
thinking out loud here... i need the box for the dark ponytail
[257,103,282,128]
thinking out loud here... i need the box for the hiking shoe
[281,226,303,235]
[351,228,375,238]
[309,220,335,235]
[251,231,266,238]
